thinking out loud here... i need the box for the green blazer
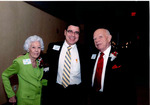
[2,53,44,105]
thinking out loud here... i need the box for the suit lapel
[50,42,63,67]
[54,42,63,60]
[54,42,63,66]
[91,50,99,72]
[103,47,119,91]
[50,42,63,77]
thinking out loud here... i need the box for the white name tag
[23,59,31,65]
[43,67,49,72]
[53,45,60,51]
[91,54,97,59]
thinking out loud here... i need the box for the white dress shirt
[56,41,81,85]
[92,46,111,92]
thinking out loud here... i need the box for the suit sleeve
[2,59,19,98]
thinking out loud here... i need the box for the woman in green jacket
[2,35,45,105]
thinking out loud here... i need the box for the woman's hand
[9,96,16,105]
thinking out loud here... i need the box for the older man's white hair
[24,35,44,52]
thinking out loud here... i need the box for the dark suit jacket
[43,41,91,105]
[45,41,91,91]
[89,47,137,105]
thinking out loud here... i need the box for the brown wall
[0,1,66,104]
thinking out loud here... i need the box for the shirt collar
[99,46,111,57]
[64,40,76,49]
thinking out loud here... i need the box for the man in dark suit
[89,28,136,105]
[46,23,89,105]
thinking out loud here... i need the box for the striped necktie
[62,46,72,88]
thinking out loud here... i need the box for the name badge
[53,45,60,51]
[23,59,31,65]
[91,54,97,59]
[43,67,49,72]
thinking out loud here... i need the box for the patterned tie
[62,46,72,88]
[93,52,104,91]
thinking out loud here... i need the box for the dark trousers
[89,89,137,105]
[42,83,88,105]
[54,83,84,105]
[90,90,106,105]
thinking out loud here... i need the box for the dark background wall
[27,0,149,87]
[27,2,149,105]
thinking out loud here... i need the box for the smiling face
[64,25,80,45]
[93,29,112,52]
[29,41,41,60]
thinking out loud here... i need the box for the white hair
[105,29,111,36]
[23,35,44,52]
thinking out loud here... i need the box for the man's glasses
[67,30,80,35]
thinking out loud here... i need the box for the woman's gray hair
[23,35,44,52]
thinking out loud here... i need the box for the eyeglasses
[67,30,80,35]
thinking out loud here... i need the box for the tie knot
[67,46,72,51]
[101,52,104,56]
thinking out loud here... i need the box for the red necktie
[93,52,104,91]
